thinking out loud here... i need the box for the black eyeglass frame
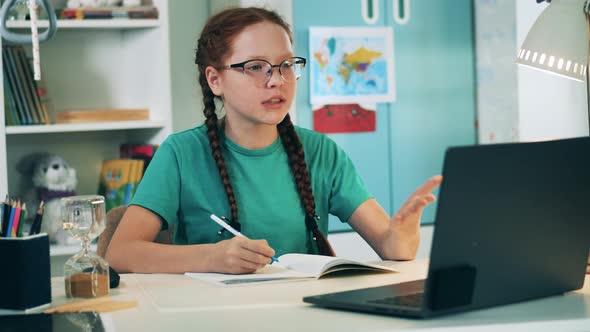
[219,56,307,83]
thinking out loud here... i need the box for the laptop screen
[424,137,590,315]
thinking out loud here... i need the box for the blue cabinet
[293,0,476,231]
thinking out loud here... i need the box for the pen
[29,201,44,235]
[210,214,279,264]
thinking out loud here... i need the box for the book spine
[123,160,136,206]
[16,47,46,124]
[3,47,28,125]
[3,68,20,125]
[10,47,40,125]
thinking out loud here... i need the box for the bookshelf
[0,0,172,247]
[6,19,160,29]
[6,119,166,134]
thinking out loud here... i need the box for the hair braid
[196,7,325,246]
[278,114,335,256]
[198,72,239,228]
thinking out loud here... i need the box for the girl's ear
[205,66,223,96]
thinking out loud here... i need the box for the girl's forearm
[106,240,217,273]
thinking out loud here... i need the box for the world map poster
[309,27,396,105]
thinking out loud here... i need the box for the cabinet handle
[362,0,380,25]
[393,0,410,25]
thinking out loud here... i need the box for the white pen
[210,214,279,263]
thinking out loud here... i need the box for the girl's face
[207,21,297,128]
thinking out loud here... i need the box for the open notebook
[185,254,398,286]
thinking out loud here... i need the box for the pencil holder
[0,233,51,310]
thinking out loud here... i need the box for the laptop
[303,137,590,318]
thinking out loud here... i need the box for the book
[10,47,40,124]
[119,143,158,173]
[185,254,399,286]
[16,47,48,124]
[55,108,149,123]
[2,45,49,126]
[3,70,19,125]
[60,6,159,20]
[3,46,30,125]
[124,159,144,205]
[98,159,144,211]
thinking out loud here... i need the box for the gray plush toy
[17,153,78,243]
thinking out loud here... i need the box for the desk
[45,259,589,332]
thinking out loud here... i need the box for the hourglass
[62,195,109,298]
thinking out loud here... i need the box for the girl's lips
[262,96,286,104]
[262,96,287,109]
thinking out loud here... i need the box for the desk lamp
[516,0,590,272]
[516,0,589,128]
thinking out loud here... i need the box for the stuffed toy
[17,153,78,244]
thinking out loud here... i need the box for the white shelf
[6,19,160,29]
[0,0,172,200]
[6,120,166,134]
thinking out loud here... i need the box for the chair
[97,206,173,258]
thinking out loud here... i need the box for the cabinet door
[293,0,476,231]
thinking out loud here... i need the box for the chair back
[97,206,173,258]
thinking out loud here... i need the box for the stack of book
[98,158,145,212]
[97,143,158,211]
[3,45,50,126]
[61,6,159,20]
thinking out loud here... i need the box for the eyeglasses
[220,57,306,86]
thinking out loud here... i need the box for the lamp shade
[516,0,588,82]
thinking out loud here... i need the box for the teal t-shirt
[131,125,372,256]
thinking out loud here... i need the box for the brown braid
[278,114,335,256]
[195,7,334,255]
[196,7,293,228]
[198,73,239,225]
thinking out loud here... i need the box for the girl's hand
[209,237,276,274]
[390,175,443,258]
[393,175,442,223]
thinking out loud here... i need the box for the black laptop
[303,137,590,318]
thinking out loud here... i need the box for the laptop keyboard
[367,292,424,308]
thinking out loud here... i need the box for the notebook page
[185,264,312,287]
[278,253,399,277]
[278,254,351,276]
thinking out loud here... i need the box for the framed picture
[309,26,396,105]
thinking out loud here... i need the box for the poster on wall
[313,104,376,134]
[309,27,396,105]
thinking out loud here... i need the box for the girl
[105,7,442,274]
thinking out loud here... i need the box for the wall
[168,0,209,132]
[474,0,519,143]
[293,0,477,230]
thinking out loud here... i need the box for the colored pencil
[17,203,26,237]
[11,200,21,237]
[30,201,44,235]
[6,200,16,238]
